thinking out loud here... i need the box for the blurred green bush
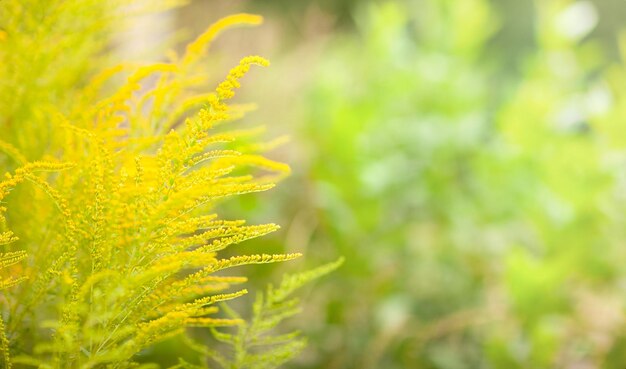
[229,0,626,367]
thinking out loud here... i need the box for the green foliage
[242,0,626,368]
[205,258,344,369]
[0,2,333,368]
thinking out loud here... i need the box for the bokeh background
[125,0,626,368]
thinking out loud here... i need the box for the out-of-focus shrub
[238,0,626,368]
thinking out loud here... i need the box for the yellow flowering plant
[0,2,339,368]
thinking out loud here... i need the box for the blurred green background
[142,0,626,367]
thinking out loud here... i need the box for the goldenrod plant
[0,2,339,368]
